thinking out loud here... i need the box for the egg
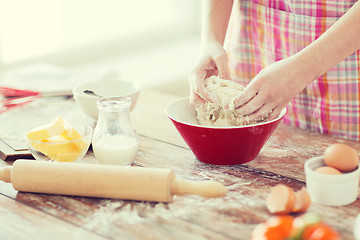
[323,143,358,172]
[315,166,342,175]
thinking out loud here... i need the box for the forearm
[295,1,360,82]
[201,0,234,46]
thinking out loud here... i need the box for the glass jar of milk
[92,97,139,166]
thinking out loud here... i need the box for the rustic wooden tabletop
[0,90,359,240]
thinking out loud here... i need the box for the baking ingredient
[64,127,88,150]
[0,160,228,202]
[92,135,139,165]
[195,76,255,127]
[314,166,342,175]
[52,151,83,162]
[266,184,311,214]
[324,143,358,172]
[27,117,89,162]
[41,134,81,162]
[27,117,66,141]
[266,184,296,214]
[252,213,341,240]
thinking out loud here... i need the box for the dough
[196,76,258,127]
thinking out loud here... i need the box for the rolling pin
[0,160,228,202]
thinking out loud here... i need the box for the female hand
[189,42,231,107]
[233,55,315,121]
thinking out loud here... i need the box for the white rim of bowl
[165,96,287,129]
[305,156,360,181]
[355,213,360,240]
[73,81,140,99]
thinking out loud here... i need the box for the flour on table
[195,76,254,127]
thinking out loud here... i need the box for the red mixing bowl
[165,97,287,165]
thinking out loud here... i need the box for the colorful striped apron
[226,0,360,141]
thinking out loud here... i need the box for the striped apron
[225,0,360,141]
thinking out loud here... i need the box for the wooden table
[0,90,359,239]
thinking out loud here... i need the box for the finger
[243,104,274,122]
[192,73,219,104]
[214,54,231,80]
[189,62,220,104]
[189,88,197,107]
[189,72,219,105]
[233,88,258,109]
[189,69,206,90]
[234,91,266,116]
[196,86,219,104]
[189,73,202,107]
[267,107,283,121]
[190,92,206,108]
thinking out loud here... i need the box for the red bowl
[165,97,287,165]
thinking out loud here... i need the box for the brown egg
[323,143,358,172]
[315,166,342,175]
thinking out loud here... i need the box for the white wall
[0,0,202,89]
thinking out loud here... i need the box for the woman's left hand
[232,55,315,121]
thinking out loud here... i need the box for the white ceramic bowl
[73,80,140,119]
[355,213,360,240]
[305,156,360,206]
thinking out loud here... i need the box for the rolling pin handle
[0,166,12,183]
[171,177,228,198]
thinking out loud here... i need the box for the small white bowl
[73,80,140,119]
[354,213,360,240]
[355,213,360,240]
[305,156,360,206]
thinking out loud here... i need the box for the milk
[92,135,139,166]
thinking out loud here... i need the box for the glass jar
[92,97,139,166]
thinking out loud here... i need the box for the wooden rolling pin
[0,160,228,202]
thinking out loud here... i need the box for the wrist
[201,29,226,47]
[291,50,325,84]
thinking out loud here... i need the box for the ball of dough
[196,76,253,127]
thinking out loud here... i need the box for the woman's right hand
[189,42,231,108]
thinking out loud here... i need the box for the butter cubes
[27,117,89,162]
[27,117,66,141]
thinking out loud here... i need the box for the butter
[42,134,77,156]
[30,141,48,156]
[42,134,84,162]
[27,117,88,162]
[53,151,82,162]
[29,134,77,159]
[27,117,66,141]
[64,127,88,150]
